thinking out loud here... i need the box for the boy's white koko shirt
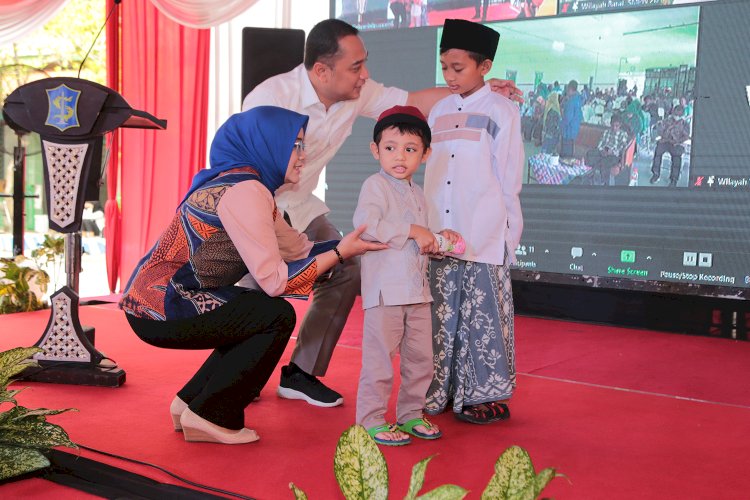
[425,82,524,266]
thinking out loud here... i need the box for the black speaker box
[241,27,305,102]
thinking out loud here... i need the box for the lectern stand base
[22,362,126,387]
[28,288,126,387]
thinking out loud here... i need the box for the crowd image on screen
[521,77,694,187]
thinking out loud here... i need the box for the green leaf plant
[481,446,557,500]
[289,425,560,500]
[0,347,77,481]
[0,234,64,315]
[30,234,65,292]
[0,256,50,314]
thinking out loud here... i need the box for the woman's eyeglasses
[293,140,305,153]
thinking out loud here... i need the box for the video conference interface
[334,0,718,31]
[327,0,749,297]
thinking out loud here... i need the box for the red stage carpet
[2,298,750,499]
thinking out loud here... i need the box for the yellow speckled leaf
[333,425,388,500]
[416,484,469,500]
[406,455,435,499]
[482,446,539,500]
[0,445,49,481]
[288,482,308,500]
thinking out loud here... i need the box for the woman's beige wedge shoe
[180,408,259,444]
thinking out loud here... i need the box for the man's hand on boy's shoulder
[488,78,524,104]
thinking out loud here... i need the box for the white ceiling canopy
[0,0,67,46]
[0,0,261,46]
[148,0,261,29]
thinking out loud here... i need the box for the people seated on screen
[642,95,660,127]
[622,98,644,146]
[679,95,693,123]
[520,90,536,140]
[584,115,631,186]
[650,104,690,188]
[531,95,545,146]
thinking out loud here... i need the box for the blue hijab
[182,106,309,203]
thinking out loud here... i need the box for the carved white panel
[34,292,91,362]
[42,140,88,230]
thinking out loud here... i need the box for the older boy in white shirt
[424,19,524,424]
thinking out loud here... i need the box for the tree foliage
[0,0,107,101]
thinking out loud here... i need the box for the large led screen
[325,0,750,298]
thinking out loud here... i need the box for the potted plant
[30,234,65,292]
[0,256,50,314]
[0,234,64,314]
[290,424,559,500]
[0,346,77,481]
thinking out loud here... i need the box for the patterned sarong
[425,256,516,415]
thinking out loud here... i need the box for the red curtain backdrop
[105,0,209,291]
[105,0,121,293]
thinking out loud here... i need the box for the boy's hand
[488,78,524,104]
[439,229,463,245]
[438,228,466,255]
[410,224,439,254]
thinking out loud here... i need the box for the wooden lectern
[2,77,166,387]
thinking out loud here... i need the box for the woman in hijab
[623,98,645,150]
[120,106,385,444]
[541,92,561,155]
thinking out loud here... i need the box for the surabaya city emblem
[45,84,81,132]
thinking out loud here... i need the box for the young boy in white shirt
[424,19,524,424]
[353,106,455,445]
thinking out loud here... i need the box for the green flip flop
[367,423,411,446]
[397,417,442,440]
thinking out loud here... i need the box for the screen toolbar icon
[683,252,698,267]
[620,250,636,263]
[698,252,713,268]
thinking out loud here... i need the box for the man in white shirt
[242,19,521,408]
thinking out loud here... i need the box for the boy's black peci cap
[440,18,500,61]
[373,105,431,143]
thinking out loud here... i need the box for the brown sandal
[486,401,511,420]
[454,402,509,424]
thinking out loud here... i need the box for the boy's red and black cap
[440,18,499,61]
[373,105,431,143]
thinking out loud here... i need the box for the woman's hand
[314,226,386,278]
[488,78,524,104]
[337,225,389,259]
